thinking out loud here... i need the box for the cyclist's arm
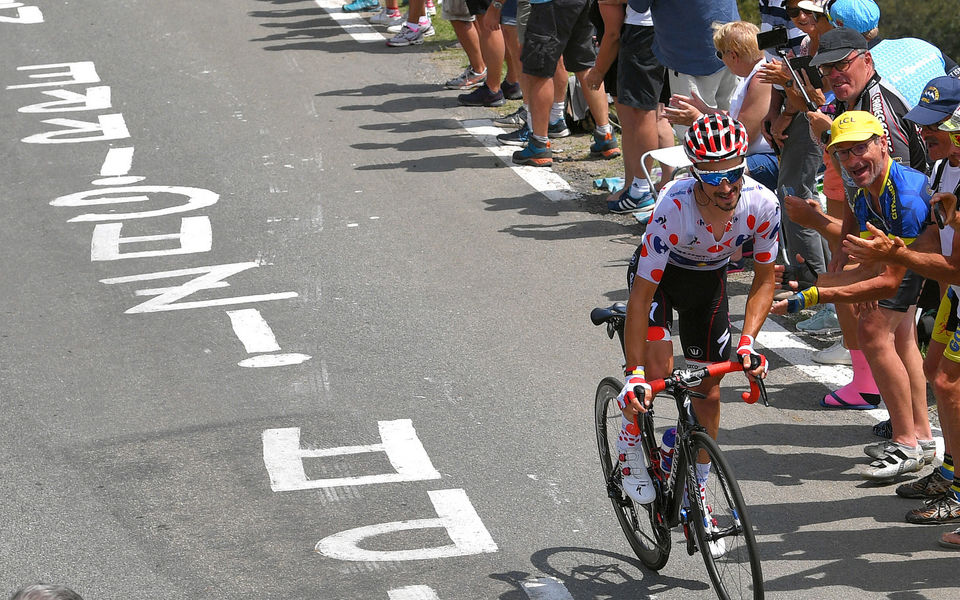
[624,276,658,371]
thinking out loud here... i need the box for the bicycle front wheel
[685,431,763,600]
[594,377,670,570]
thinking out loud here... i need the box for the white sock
[595,122,613,135]
[696,461,712,488]
[630,177,652,198]
[550,102,565,122]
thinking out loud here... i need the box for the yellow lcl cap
[827,110,885,150]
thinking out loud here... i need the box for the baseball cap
[905,77,960,126]
[827,0,881,33]
[827,111,885,150]
[810,27,869,66]
[796,1,826,13]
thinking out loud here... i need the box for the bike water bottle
[659,428,677,476]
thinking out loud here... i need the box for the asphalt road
[1,1,958,599]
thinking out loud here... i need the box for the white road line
[99,146,134,176]
[462,119,578,202]
[388,586,440,600]
[520,578,576,600]
[227,308,282,353]
[314,0,384,44]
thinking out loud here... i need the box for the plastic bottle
[659,428,677,476]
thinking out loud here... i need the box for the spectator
[665,20,779,192]
[386,0,433,46]
[369,0,404,26]
[840,77,960,542]
[9,584,83,600]
[499,0,523,99]
[511,0,619,167]
[456,0,509,107]
[631,0,741,139]
[605,4,675,214]
[775,111,934,480]
[826,0,951,107]
[758,0,805,57]
[441,0,490,91]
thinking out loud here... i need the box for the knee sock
[850,350,880,395]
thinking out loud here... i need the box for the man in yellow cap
[774,110,935,482]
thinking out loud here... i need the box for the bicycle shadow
[489,547,711,599]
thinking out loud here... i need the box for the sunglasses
[786,6,817,18]
[820,51,865,76]
[691,164,746,186]
[832,138,876,161]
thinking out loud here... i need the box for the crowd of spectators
[344,0,960,550]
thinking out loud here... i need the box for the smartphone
[756,26,788,51]
[788,56,824,89]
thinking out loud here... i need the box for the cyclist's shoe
[548,117,570,138]
[607,190,655,214]
[616,443,656,504]
[905,494,960,524]
[386,22,430,46]
[862,443,923,481]
[343,0,379,12]
[512,137,552,167]
[897,469,954,499]
[495,106,527,127]
[701,505,727,559]
[444,67,487,90]
[497,123,531,146]
[873,418,893,439]
[458,84,505,107]
[590,130,621,159]
[369,7,403,24]
[865,439,936,464]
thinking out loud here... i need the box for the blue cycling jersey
[852,159,930,244]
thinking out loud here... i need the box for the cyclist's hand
[736,335,769,380]
[617,369,652,416]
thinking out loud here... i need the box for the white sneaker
[425,0,437,15]
[386,22,430,46]
[386,20,434,36]
[369,7,403,25]
[813,341,851,365]
[616,439,656,504]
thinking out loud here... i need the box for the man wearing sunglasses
[775,111,935,481]
[615,114,778,508]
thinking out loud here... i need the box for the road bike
[591,302,767,600]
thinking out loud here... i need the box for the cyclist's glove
[617,366,652,411]
[785,286,819,314]
[736,334,768,377]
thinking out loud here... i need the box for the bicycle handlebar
[647,360,768,405]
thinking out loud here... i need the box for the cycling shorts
[877,269,923,313]
[627,255,731,363]
[933,288,960,364]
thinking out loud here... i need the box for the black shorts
[878,269,924,313]
[616,24,667,110]
[521,0,596,78]
[627,254,732,363]
[465,0,491,15]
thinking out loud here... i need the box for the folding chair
[634,145,693,223]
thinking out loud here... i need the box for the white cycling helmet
[683,113,749,163]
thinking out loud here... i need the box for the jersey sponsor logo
[650,235,670,255]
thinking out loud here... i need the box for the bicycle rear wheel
[685,431,763,600]
[594,377,670,570]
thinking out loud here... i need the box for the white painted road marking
[520,577,577,600]
[314,0,384,44]
[315,488,499,561]
[387,586,440,600]
[462,119,578,202]
[227,308,282,353]
[262,420,441,492]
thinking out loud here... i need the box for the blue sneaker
[457,84,505,107]
[512,137,552,167]
[343,0,379,12]
[590,129,621,159]
[607,190,655,214]
[497,123,530,146]
[548,118,570,138]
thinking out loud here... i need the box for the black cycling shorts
[878,269,923,313]
[628,251,732,363]
[521,0,596,78]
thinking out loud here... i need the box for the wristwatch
[492,1,503,8]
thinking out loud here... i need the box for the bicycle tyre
[594,377,670,570]
[685,431,763,600]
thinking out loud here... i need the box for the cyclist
[616,113,778,506]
